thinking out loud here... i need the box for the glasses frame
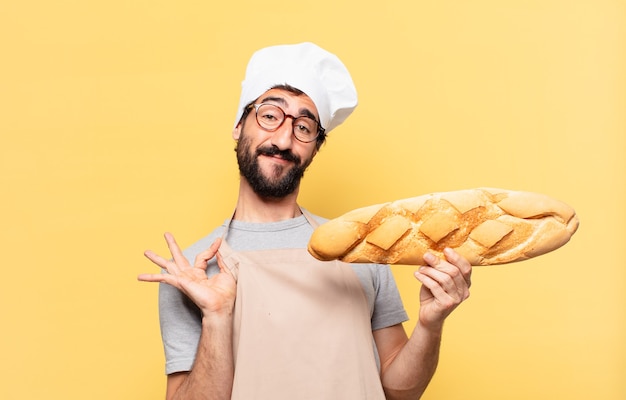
[249,103,325,143]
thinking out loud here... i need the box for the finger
[414,269,454,304]
[423,252,441,268]
[425,251,469,288]
[215,250,229,275]
[144,249,178,273]
[216,247,237,281]
[416,265,459,295]
[164,232,189,267]
[421,253,469,298]
[416,264,470,309]
[193,237,223,269]
[137,273,181,289]
[137,273,166,283]
[443,248,472,287]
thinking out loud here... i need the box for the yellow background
[1,0,624,399]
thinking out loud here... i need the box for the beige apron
[218,211,386,400]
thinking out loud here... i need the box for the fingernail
[424,253,435,263]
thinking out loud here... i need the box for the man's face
[233,89,319,199]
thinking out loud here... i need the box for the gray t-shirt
[158,212,409,375]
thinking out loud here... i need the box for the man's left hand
[414,248,472,331]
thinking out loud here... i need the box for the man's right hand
[139,233,236,317]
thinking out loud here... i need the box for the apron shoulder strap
[300,208,321,229]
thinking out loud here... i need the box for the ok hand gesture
[138,233,236,317]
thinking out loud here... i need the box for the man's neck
[233,181,302,223]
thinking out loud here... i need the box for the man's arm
[165,312,233,400]
[374,321,443,399]
[375,248,472,399]
[139,233,237,400]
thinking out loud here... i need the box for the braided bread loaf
[308,188,579,266]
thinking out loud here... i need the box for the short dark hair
[237,84,327,150]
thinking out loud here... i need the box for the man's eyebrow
[259,96,318,121]
[298,108,317,121]
[258,96,287,105]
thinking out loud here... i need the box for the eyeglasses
[248,103,325,143]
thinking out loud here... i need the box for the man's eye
[295,124,311,133]
[261,113,278,121]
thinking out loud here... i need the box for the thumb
[193,237,223,269]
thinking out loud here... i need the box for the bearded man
[139,42,472,400]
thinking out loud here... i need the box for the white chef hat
[234,42,358,133]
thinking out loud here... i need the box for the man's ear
[232,124,241,140]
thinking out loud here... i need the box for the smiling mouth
[260,154,293,167]
[256,146,300,164]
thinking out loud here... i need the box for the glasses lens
[256,104,284,130]
[292,117,318,142]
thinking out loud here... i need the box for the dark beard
[235,133,312,199]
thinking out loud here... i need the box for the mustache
[256,146,301,164]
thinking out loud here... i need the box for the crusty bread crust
[307,188,579,266]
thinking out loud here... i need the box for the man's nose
[269,118,294,150]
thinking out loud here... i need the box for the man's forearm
[381,321,443,400]
[169,315,234,400]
